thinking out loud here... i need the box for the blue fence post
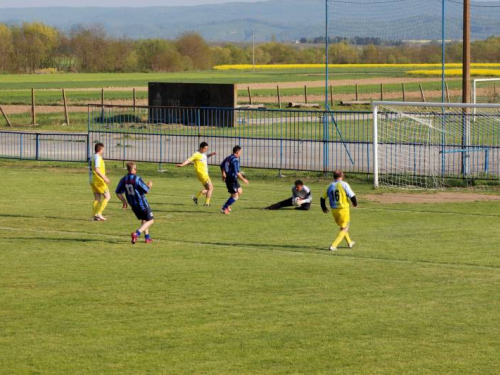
[35,133,40,160]
[159,134,163,171]
[86,133,90,161]
[322,111,329,175]
[19,133,23,159]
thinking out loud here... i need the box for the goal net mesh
[375,102,500,189]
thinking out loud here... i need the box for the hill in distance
[0,0,499,42]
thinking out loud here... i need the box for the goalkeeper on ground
[263,180,312,211]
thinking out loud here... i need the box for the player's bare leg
[204,182,214,206]
[131,219,154,245]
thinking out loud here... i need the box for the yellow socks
[344,233,353,245]
[92,201,99,216]
[196,191,203,199]
[97,199,109,216]
[332,231,347,248]
[205,198,211,205]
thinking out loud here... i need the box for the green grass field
[1,160,500,373]
[0,68,414,90]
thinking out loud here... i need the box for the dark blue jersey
[220,154,240,180]
[115,173,150,211]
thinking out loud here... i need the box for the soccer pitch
[1,161,500,373]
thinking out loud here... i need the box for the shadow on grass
[15,236,123,245]
[95,114,143,124]
[0,213,91,222]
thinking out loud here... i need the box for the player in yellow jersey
[320,170,358,251]
[177,142,216,206]
[89,143,111,221]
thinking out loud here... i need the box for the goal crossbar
[373,101,500,109]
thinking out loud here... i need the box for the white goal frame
[372,101,500,189]
[472,78,500,118]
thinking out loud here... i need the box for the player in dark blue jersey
[116,162,155,244]
[220,145,249,214]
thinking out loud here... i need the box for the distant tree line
[0,22,499,73]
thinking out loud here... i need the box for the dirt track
[244,77,444,90]
[5,77,445,93]
[366,192,500,204]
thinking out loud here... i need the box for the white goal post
[373,101,500,189]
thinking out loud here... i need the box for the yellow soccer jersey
[89,154,106,185]
[322,181,355,210]
[189,151,209,177]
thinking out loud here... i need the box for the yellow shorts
[332,208,350,228]
[90,182,109,195]
[197,174,211,187]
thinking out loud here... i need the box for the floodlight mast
[462,0,471,177]
[325,0,329,109]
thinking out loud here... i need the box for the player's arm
[350,195,358,207]
[235,159,248,184]
[220,160,226,182]
[345,183,358,207]
[301,189,312,204]
[176,159,193,168]
[320,189,329,213]
[95,166,110,184]
[137,178,152,194]
[237,172,249,185]
[116,193,128,209]
[115,179,127,209]
[207,152,217,158]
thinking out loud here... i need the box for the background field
[1,66,491,131]
[1,161,500,373]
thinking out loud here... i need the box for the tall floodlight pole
[463,0,471,104]
[325,0,329,108]
[441,0,446,177]
[441,0,446,103]
[462,0,471,177]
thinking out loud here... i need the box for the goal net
[373,101,500,190]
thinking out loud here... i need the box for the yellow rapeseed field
[407,69,500,77]
[214,63,500,71]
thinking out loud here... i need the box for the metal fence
[88,105,374,174]
[0,131,89,162]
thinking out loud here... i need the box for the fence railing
[0,131,89,162]
[88,105,373,174]
[2,104,500,183]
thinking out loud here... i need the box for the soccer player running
[220,145,249,215]
[177,142,216,207]
[89,142,111,221]
[320,170,358,251]
[263,180,312,211]
[115,162,155,245]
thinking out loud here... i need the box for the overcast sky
[0,0,264,7]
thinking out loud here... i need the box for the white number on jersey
[125,184,135,196]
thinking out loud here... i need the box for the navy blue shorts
[225,179,241,194]
[132,206,154,222]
